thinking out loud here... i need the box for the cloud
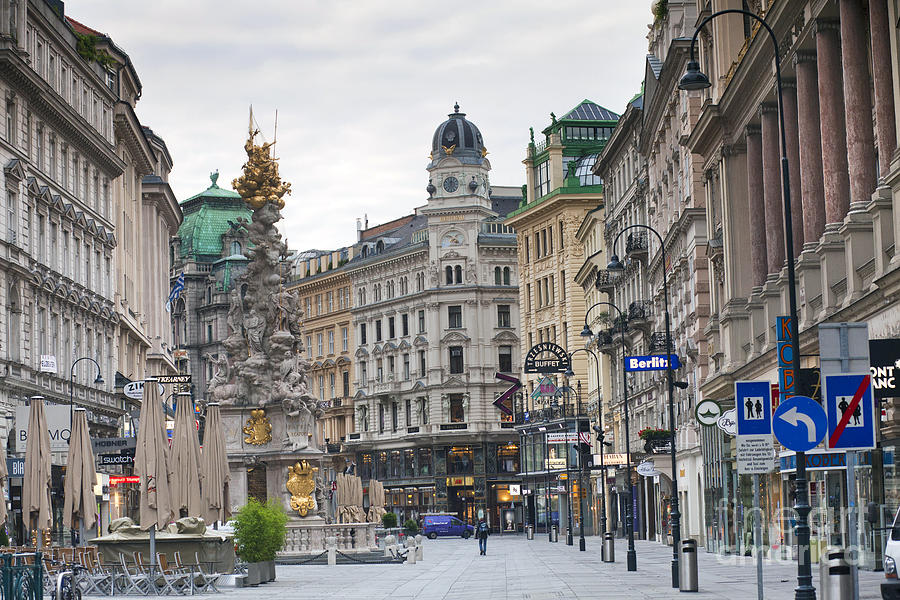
[69,1,650,249]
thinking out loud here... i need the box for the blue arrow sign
[825,373,876,450]
[735,381,772,436]
[773,395,827,452]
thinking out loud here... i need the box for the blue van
[422,515,474,539]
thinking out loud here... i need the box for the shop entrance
[448,486,475,524]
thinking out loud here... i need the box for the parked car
[884,506,900,598]
[422,515,474,539]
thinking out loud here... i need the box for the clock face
[443,176,459,193]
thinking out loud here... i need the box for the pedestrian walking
[476,518,489,555]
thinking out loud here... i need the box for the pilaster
[745,288,766,361]
[839,200,875,306]
[814,225,847,318]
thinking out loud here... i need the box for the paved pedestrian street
[221,537,886,599]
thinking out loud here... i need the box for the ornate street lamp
[69,357,104,431]
[608,225,678,584]
[566,348,602,553]
[679,10,809,599]
[581,301,635,571]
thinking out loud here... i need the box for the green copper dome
[178,171,250,258]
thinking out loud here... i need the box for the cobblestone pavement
[219,535,886,599]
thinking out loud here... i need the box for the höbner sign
[624,354,681,372]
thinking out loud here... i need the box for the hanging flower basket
[638,427,672,442]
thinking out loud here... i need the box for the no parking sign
[825,373,876,450]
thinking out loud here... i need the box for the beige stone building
[287,248,355,471]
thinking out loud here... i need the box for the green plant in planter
[403,519,419,535]
[381,512,398,528]
[638,427,672,441]
[233,498,288,563]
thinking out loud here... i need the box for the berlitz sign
[624,354,681,372]
[523,343,571,374]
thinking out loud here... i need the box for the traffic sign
[773,395,827,452]
[735,381,774,474]
[695,399,722,426]
[825,373,876,450]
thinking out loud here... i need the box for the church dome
[430,103,487,166]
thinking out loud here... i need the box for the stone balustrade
[279,521,378,556]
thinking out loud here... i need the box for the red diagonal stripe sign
[494,372,521,416]
[828,374,870,448]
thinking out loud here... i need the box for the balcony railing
[625,231,649,256]
[515,404,588,425]
[595,269,616,293]
[648,331,674,353]
[628,300,652,323]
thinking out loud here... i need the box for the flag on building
[166,272,185,312]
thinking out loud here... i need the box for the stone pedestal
[815,225,847,319]
[745,289,766,360]
[868,185,894,280]
[795,246,822,328]
[840,202,876,306]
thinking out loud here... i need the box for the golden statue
[242,409,272,445]
[232,130,292,210]
[286,460,318,517]
[481,146,489,158]
[442,144,456,156]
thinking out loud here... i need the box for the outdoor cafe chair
[175,552,220,594]
[119,553,153,595]
[155,554,190,595]
[82,549,115,596]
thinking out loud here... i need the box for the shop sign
[695,399,722,426]
[524,343,571,374]
[636,461,660,477]
[5,458,24,477]
[15,404,71,453]
[716,408,737,436]
[98,453,134,466]
[546,432,579,443]
[123,380,166,400]
[39,355,57,374]
[545,458,567,469]
[109,475,140,486]
[509,484,521,496]
[154,374,191,384]
[779,451,850,472]
[173,349,188,360]
[91,437,136,453]
[870,339,900,399]
[596,453,629,466]
[625,354,681,371]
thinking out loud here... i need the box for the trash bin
[550,525,559,543]
[526,525,534,540]
[679,538,698,592]
[822,549,852,600]
[819,547,844,600]
[602,532,615,563]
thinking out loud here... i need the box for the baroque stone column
[870,0,897,177]
[760,103,784,275]
[815,19,850,225]
[794,51,826,245]
[746,125,767,288]
[840,0,877,206]
[781,79,804,256]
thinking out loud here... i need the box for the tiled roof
[561,100,620,122]
[647,54,663,79]
[66,16,103,37]
[178,201,251,258]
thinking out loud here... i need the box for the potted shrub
[233,498,287,585]
[381,512,398,529]
[403,519,419,537]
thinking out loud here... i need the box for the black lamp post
[570,346,606,546]
[679,10,809,599]
[608,226,678,584]
[566,352,596,553]
[563,372,574,547]
[581,301,635,571]
[69,357,104,432]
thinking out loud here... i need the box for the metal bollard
[526,525,534,540]
[415,535,423,561]
[602,532,615,563]
[823,549,852,600]
[550,525,559,543]
[679,538,699,593]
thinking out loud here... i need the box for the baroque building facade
[345,106,523,530]
[506,100,618,536]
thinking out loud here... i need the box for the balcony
[625,231,649,260]
[595,329,616,355]
[595,269,616,294]
[648,331,674,353]
[627,300,652,330]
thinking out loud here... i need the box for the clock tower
[425,103,492,211]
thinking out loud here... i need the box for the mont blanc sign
[524,343,571,374]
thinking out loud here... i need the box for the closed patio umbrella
[134,378,173,567]
[22,395,52,542]
[63,407,98,544]
[200,402,230,525]
[169,392,202,518]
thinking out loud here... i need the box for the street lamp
[679,10,808,599]
[565,352,596,553]
[608,225,679,586]
[69,357,104,431]
[563,371,574,547]
[581,300,635,571]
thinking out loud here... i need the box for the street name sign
[773,395,827,452]
[695,399,722,426]
[624,354,681,371]
[825,373,876,450]
[735,381,774,474]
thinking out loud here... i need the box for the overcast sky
[68,1,651,251]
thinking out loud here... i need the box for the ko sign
[624,354,680,372]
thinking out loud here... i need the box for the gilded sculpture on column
[286,460,318,517]
[242,409,272,445]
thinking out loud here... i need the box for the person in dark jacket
[476,518,489,555]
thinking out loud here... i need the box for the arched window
[503,267,511,286]
[230,241,242,256]
[454,265,462,284]
[7,284,19,362]
[445,266,453,284]
[494,267,501,285]
[376,240,384,253]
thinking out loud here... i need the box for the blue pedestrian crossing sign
[735,381,772,436]
[773,395,827,452]
[825,373,876,450]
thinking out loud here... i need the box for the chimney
[357,218,362,241]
